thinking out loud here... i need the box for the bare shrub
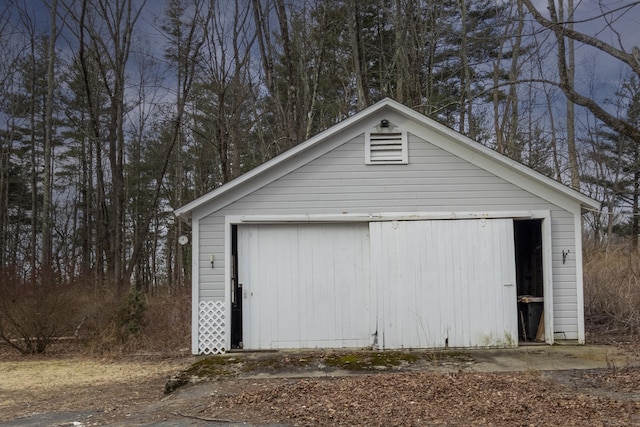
[583,240,640,334]
[126,287,191,354]
[75,287,123,355]
[80,286,191,356]
[0,270,81,354]
[0,266,191,356]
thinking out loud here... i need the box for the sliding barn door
[238,223,371,349]
[370,219,517,349]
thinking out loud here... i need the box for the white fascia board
[232,211,539,224]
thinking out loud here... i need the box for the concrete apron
[460,344,638,373]
[229,344,639,381]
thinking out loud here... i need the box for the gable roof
[174,98,599,221]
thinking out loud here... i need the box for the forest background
[1,0,639,354]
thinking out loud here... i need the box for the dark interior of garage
[231,225,243,349]
[514,219,544,342]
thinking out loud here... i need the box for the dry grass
[583,240,640,338]
[0,348,194,424]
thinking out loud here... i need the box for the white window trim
[365,131,408,164]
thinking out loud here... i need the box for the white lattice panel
[198,300,226,354]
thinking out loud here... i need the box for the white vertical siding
[371,219,517,349]
[238,223,371,349]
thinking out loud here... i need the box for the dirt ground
[1,337,640,427]
[0,348,195,426]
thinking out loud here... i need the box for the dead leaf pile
[206,370,640,426]
[582,369,640,394]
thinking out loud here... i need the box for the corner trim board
[191,219,200,354]
[574,212,586,344]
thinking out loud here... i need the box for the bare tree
[457,0,473,138]
[69,0,147,288]
[0,1,24,271]
[41,0,59,272]
[124,0,211,286]
[556,0,580,189]
[492,0,525,156]
[195,0,256,184]
[521,0,640,144]
[348,0,368,111]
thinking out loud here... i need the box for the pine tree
[583,77,640,246]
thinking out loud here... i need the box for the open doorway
[514,219,544,343]
[230,225,243,349]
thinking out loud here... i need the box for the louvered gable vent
[365,131,408,164]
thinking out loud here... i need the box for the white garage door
[238,223,371,349]
[370,219,518,349]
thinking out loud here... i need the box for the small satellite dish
[178,235,189,246]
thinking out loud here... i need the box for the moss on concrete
[324,351,419,370]
[167,349,476,393]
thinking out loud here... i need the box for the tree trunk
[28,40,38,284]
[275,0,298,145]
[393,0,407,104]
[457,0,473,138]
[506,1,524,157]
[561,0,580,190]
[493,0,524,156]
[634,168,639,250]
[349,0,368,111]
[41,0,57,272]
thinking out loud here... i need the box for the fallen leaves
[205,370,640,426]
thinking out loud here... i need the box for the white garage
[174,98,599,354]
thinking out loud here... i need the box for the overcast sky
[4,0,640,129]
